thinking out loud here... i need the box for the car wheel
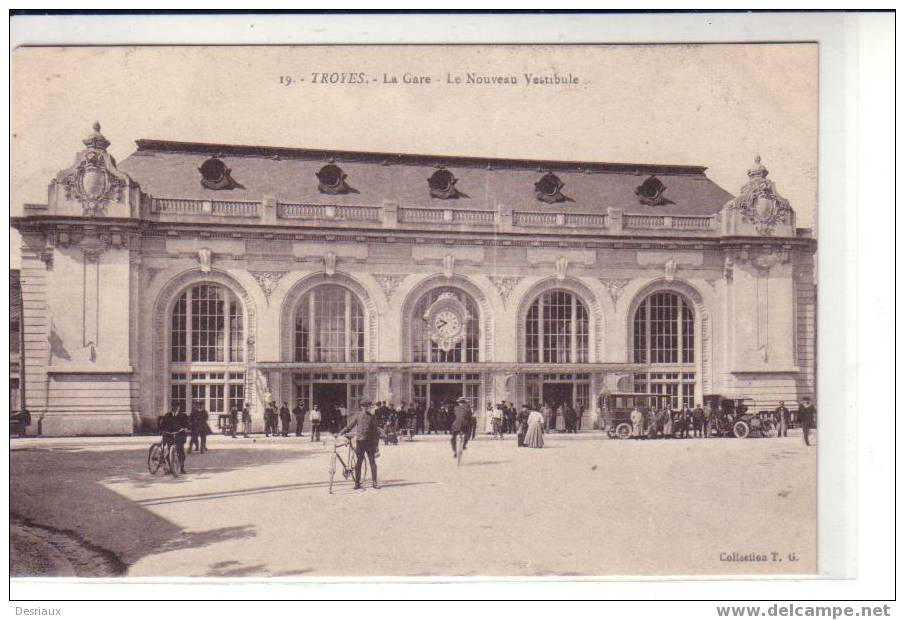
[733,420,751,439]
[615,423,632,440]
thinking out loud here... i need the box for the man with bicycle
[160,409,188,474]
[450,397,473,457]
[338,399,380,490]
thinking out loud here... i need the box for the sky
[10,44,818,267]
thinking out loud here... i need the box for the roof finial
[747,154,768,179]
[83,121,110,151]
[93,121,101,132]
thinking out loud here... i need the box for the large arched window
[633,292,694,364]
[632,291,696,407]
[171,284,244,363]
[169,283,246,416]
[410,287,479,363]
[294,285,365,363]
[524,290,589,363]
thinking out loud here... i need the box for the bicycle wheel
[328,452,338,494]
[456,434,464,467]
[148,444,162,475]
[167,445,181,478]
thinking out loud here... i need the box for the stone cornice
[12,213,817,252]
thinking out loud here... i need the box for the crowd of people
[157,393,816,476]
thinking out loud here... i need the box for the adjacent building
[12,123,816,435]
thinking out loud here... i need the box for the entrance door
[542,382,573,409]
[429,383,463,407]
[313,383,347,432]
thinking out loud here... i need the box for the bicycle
[148,430,186,478]
[329,436,368,494]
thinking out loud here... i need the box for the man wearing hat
[450,397,474,457]
[338,399,380,490]
[797,397,816,446]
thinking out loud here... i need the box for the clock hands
[437,319,448,328]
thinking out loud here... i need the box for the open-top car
[599,392,671,439]
[703,395,776,438]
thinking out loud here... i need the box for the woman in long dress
[524,409,545,448]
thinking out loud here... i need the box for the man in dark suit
[172,408,190,473]
[279,402,291,437]
[798,397,816,446]
[450,397,474,456]
[692,404,705,437]
[293,400,306,437]
[775,400,790,437]
[338,399,380,490]
[516,405,529,447]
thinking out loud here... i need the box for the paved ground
[10,431,816,577]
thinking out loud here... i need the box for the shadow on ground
[10,444,310,574]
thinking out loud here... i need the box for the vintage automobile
[702,395,776,438]
[599,392,670,439]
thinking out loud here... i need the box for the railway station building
[12,123,816,435]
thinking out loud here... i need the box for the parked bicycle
[147,430,186,478]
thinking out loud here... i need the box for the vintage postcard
[10,41,818,581]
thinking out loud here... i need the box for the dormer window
[534,172,569,204]
[316,163,357,195]
[636,176,672,206]
[199,157,244,190]
[428,168,466,199]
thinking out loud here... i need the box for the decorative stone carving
[443,254,455,279]
[54,122,129,216]
[664,258,678,282]
[705,278,718,291]
[80,227,108,263]
[727,156,793,235]
[555,256,569,281]
[724,255,735,282]
[324,251,337,276]
[489,276,522,306]
[197,247,213,272]
[752,251,781,272]
[752,249,790,272]
[373,274,406,301]
[145,267,164,286]
[250,271,288,304]
[599,278,631,305]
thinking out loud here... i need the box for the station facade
[12,124,816,435]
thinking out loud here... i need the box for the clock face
[433,310,462,337]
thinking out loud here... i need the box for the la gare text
[279,72,580,87]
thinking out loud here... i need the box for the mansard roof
[118,139,734,216]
